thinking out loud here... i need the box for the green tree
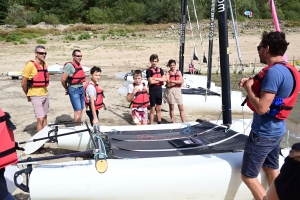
[5,3,28,27]
[0,0,9,25]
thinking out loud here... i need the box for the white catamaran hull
[28,152,285,200]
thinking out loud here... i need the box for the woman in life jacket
[163,59,186,123]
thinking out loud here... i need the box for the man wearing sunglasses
[21,45,49,153]
[239,31,300,200]
[61,49,86,123]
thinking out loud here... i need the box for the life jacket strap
[0,147,16,158]
[270,105,293,110]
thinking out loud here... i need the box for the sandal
[37,147,47,154]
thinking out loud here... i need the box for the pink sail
[268,0,287,61]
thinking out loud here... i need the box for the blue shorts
[241,131,283,178]
[68,86,84,111]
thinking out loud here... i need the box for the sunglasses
[257,46,266,51]
[74,55,82,57]
[36,52,47,55]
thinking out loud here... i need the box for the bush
[78,32,91,40]
[87,7,109,24]
[13,41,18,45]
[36,38,47,44]
[14,18,27,28]
[101,34,107,40]
[65,35,76,40]
[5,4,28,27]
[43,14,60,25]
[19,40,28,44]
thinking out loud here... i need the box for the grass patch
[65,34,76,40]
[63,24,104,33]
[101,34,107,40]
[78,32,91,40]
[19,40,28,44]
[36,38,47,44]
[13,41,18,45]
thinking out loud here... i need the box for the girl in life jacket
[127,70,149,125]
[242,62,300,120]
[84,66,104,126]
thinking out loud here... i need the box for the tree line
[0,0,300,27]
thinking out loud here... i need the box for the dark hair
[167,59,176,66]
[35,45,46,52]
[261,31,289,56]
[133,70,142,76]
[90,66,102,74]
[72,49,81,56]
[149,54,159,62]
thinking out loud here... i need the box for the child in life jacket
[84,66,105,126]
[127,70,149,125]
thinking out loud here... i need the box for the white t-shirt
[86,84,97,102]
[128,83,147,111]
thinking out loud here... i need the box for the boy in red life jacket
[127,70,149,125]
[61,49,86,123]
[84,66,104,126]
[239,31,300,200]
[21,45,49,154]
[146,54,167,124]
[163,59,186,123]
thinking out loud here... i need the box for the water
[210,73,300,147]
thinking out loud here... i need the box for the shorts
[163,87,183,105]
[68,86,84,111]
[189,68,194,73]
[132,109,148,124]
[30,95,49,118]
[149,92,162,107]
[241,131,283,178]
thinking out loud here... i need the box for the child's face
[150,58,158,68]
[91,71,101,82]
[133,74,142,85]
[169,62,176,71]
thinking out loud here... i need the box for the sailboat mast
[207,0,216,90]
[217,0,232,127]
[179,0,188,74]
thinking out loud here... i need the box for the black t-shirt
[274,143,300,200]
[146,67,164,94]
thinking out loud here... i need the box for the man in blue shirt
[239,31,298,200]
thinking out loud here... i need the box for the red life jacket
[149,67,163,86]
[0,109,18,169]
[168,70,182,88]
[27,60,49,88]
[132,83,149,108]
[84,82,105,110]
[65,62,86,84]
[245,62,300,120]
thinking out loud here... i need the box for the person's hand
[243,77,254,89]
[65,90,69,95]
[133,85,140,94]
[93,118,99,125]
[239,76,253,88]
[27,96,31,102]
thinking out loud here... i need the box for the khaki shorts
[163,87,183,105]
[30,95,49,118]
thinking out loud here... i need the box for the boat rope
[187,4,199,72]
[191,0,207,63]
[90,133,108,158]
[17,150,93,164]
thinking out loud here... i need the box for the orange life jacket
[84,82,105,110]
[132,83,149,108]
[168,70,182,88]
[65,62,86,85]
[0,109,18,169]
[245,62,300,120]
[149,67,163,86]
[27,60,49,88]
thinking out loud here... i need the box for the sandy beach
[0,24,300,199]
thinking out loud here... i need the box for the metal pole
[217,0,232,127]
[179,0,188,74]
